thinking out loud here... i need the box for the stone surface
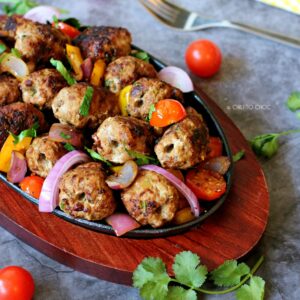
[1,0,300,299]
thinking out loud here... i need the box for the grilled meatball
[20,69,67,109]
[0,74,20,106]
[52,83,120,129]
[154,107,209,169]
[127,78,183,120]
[0,15,26,40]
[58,162,116,221]
[26,136,67,178]
[92,116,153,164]
[74,26,131,63]
[121,170,179,228]
[0,102,47,148]
[104,56,157,94]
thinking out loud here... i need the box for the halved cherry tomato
[20,175,44,199]
[150,99,186,127]
[53,22,80,39]
[207,136,223,159]
[186,168,226,201]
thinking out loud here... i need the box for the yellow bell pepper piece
[173,207,196,225]
[90,59,106,86]
[118,85,132,116]
[66,44,83,81]
[110,165,123,173]
[0,134,32,173]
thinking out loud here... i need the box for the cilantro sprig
[131,50,150,62]
[126,149,159,166]
[9,121,39,144]
[232,150,245,162]
[133,251,265,300]
[79,86,94,116]
[50,58,77,85]
[0,0,38,15]
[146,104,155,122]
[85,147,112,167]
[0,44,7,55]
[286,91,300,112]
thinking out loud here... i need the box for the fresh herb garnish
[133,250,265,300]
[11,48,21,58]
[126,149,159,166]
[0,0,38,16]
[9,121,39,144]
[52,15,59,28]
[286,91,300,112]
[50,58,77,85]
[131,50,150,62]
[60,132,71,139]
[232,150,245,162]
[62,17,81,29]
[146,104,155,122]
[64,143,75,151]
[79,86,94,116]
[85,147,112,167]
[0,44,7,54]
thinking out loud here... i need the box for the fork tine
[149,0,179,17]
[140,0,176,23]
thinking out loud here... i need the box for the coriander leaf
[11,48,21,58]
[85,147,112,167]
[53,15,59,28]
[286,91,300,112]
[0,44,7,54]
[140,280,169,300]
[146,104,156,122]
[62,17,81,29]
[0,0,38,15]
[232,150,245,162]
[64,143,75,151]
[10,121,39,144]
[60,132,71,139]
[173,251,207,289]
[126,149,159,166]
[79,86,94,116]
[131,50,150,62]
[210,260,250,287]
[50,58,77,85]
[235,276,265,300]
[167,287,197,300]
[250,133,279,159]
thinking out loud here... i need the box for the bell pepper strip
[118,85,132,116]
[90,59,106,86]
[66,44,83,81]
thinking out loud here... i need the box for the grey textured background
[1,0,300,299]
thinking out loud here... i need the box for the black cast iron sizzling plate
[0,46,233,238]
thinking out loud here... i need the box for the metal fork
[140,0,300,50]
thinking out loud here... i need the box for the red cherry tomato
[0,266,34,300]
[53,22,80,39]
[19,175,44,198]
[150,99,187,127]
[186,168,226,201]
[207,137,223,159]
[185,39,222,77]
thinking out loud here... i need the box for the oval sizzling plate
[0,46,233,238]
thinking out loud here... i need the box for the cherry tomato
[0,266,34,300]
[150,99,187,127]
[53,22,80,39]
[186,168,226,201]
[19,175,44,198]
[207,136,223,159]
[185,39,222,77]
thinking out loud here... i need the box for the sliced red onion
[81,58,93,81]
[7,151,27,183]
[106,213,140,236]
[140,165,201,217]
[24,6,60,23]
[39,150,90,212]
[158,66,194,93]
[202,156,231,175]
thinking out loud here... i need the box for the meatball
[73,26,131,63]
[127,78,183,120]
[52,83,120,129]
[26,136,67,178]
[58,162,116,221]
[0,102,47,148]
[121,170,179,228]
[104,56,157,94]
[0,74,20,106]
[154,107,209,169]
[0,15,26,40]
[20,69,67,109]
[92,116,153,164]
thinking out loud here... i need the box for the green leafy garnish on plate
[131,50,150,62]
[0,44,7,55]
[62,17,81,29]
[60,132,71,140]
[79,86,94,116]
[286,91,300,112]
[146,104,156,122]
[11,48,21,58]
[85,147,112,167]
[64,143,75,151]
[0,0,38,15]
[50,58,77,85]
[9,121,39,144]
[232,150,245,162]
[126,149,158,166]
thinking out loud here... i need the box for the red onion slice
[24,6,60,23]
[0,53,29,80]
[106,213,141,236]
[7,151,27,183]
[81,58,93,81]
[39,150,90,212]
[202,156,231,175]
[140,165,201,217]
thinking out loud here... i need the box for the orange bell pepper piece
[173,207,196,225]
[90,59,106,86]
[118,85,132,116]
[66,44,83,81]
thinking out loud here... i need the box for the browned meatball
[121,170,179,228]
[127,78,183,120]
[52,83,120,129]
[92,116,153,164]
[104,56,157,94]
[58,162,116,221]
[20,69,67,109]
[73,26,131,63]
[154,107,209,169]
[0,102,47,148]
[0,74,20,106]
[0,15,26,40]
[26,136,67,178]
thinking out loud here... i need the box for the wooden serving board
[0,86,269,285]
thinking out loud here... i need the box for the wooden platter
[0,86,269,286]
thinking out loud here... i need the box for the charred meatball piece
[20,69,67,109]
[0,15,26,40]
[0,75,20,106]
[92,116,153,164]
[121,170,179,228]
[26,136,67,178]
[59,162,116,221]
[74,26,131,63]
[52,83,120,129]
[154,107,209,169]
[104,56,157,94]
[0,102,47,148]
[127,78,183,120]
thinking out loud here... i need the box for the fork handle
[225,21,300,50]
